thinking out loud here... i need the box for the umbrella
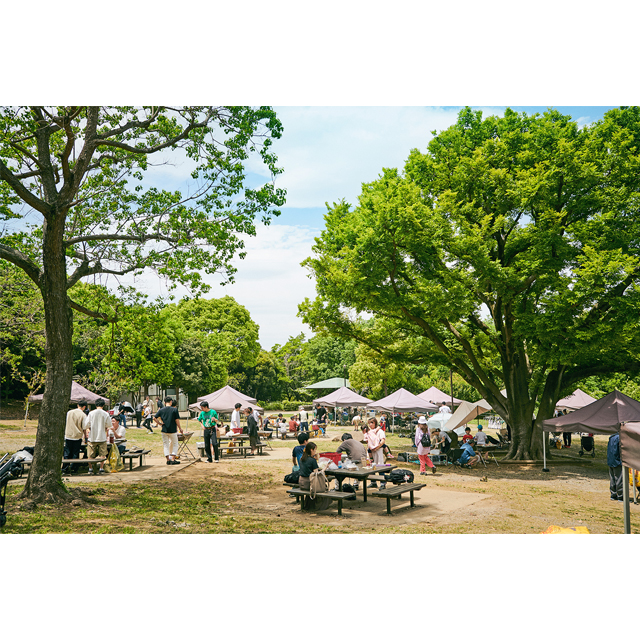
[29,380,110,406]
[542,390,640,533]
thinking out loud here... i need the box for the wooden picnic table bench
[121,449,151,471]
[371,482,425,515]
[286,488,353,516]
[218,442,266,458]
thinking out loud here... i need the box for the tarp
[29,380,110,406]
[304,377,350,389]
[542,390,640,434]
[417,385,463,407]
[367,388,438,413]
[556,388,598,411]
[189,385,261,413]
[427,413,452,433]
[620,421,640,471]
[444,399,492,434]
[313,386,372,407]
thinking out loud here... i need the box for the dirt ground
[2,418,639,533]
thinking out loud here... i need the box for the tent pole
[623,466,631,534]
[542,430,549,472]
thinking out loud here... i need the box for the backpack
[384,468,415,484]
[309,468,328,498]
[284,471,300,484]
[341,483,357,500]
[420,431,431,447]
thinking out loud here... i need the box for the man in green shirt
[198,400,221,463]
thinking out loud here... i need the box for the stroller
[578,433,595,457]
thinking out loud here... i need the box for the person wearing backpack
[298,441,331,511]
[415,416,436,475]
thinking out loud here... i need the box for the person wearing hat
[474,425,487,446]
[415,416,437,475]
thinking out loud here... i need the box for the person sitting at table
[289,415,299,433]
[335,433,365,490]
[279,418,289,439]
[474,425,487,446]
[298,441,331,511]
[462,426,474,444]
[292,432,309,471]
[109,416,127,455]
[459,440,488,468]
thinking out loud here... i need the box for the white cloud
[112,223,319,350]
[250,106,506,208]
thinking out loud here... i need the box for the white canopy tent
[441,399,492,435]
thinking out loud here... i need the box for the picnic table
[217,434,267,458]
[325,464,396,502]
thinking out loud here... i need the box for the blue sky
[131,105,613,350]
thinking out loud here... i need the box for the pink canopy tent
[189,385,262,413]
[367,388,438,432]
[555,388,598,411]
[313,387,372,407]
[29,380,110,406]
[417,385,462,407]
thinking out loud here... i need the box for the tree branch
[0,244,42,287]
[67,298,116,322]
[0,158,51,216]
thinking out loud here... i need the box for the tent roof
[417,386,463,406]
[29,380,110,406]
[444,399,492,433]
[542,390,640,434]
[312,387,372,407]
[620,422,640,470]
[304,377,350,389]
[367,388,438,413]
[556,388,598,411]
[190,385,261,413]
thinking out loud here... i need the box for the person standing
[607,432,623,501]
[299,406,309,432]
[316,404,327,424]
[438,402,451,415]
[362,418,386,489]
[63,399,89,474]
[244,407,259,455]
[134,401,143,429]
[231,403,243,434]
[198,400,220,463]
[154,397,183,465]
[87,398,110,474]
[415,415,437,475]
[142,403,154,433]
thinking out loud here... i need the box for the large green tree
[301,107,640,459]
[0,106,284,502]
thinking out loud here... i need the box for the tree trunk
[20,215,73,504]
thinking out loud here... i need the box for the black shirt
[299,455,319,478]
[155,406,180,434]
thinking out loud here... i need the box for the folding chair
[176,431,196,461]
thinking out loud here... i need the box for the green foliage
[300,107,640,458]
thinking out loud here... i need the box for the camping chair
[176,431,196,461]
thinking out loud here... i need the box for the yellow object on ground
[541,525,590,534]
[628,468,640,488]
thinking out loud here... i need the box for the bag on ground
[384,468,415,484]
